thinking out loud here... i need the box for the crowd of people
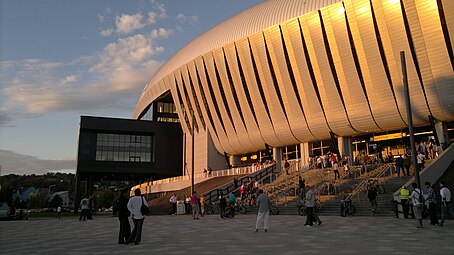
[399,181,454,228]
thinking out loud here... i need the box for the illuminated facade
[134,0,454,174]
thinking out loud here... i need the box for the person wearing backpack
[410,183,424,228]
[126,188,147,245]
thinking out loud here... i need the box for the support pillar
[300,143,310,168]
[229,155,241,168]
[273,147,283,172]
[338,137,353,165]
[435,122,449,150]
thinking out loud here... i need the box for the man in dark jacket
[118,189,131,244]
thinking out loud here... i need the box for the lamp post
[401,51,421,189]
[191,110,195,195]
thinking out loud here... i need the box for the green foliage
[95,190,116,209]
[28,190,47,209]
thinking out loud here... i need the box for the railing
[203,164,277,204]
[151,164,268,185]
[346,163,394,201]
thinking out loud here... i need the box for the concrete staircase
[267,164,413,217]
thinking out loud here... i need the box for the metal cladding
[134,0,454,155]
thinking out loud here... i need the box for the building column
[273,147,283,171]
[300,143,310,168]
[435,121,449,149]
[230,155,241,168]
[338,137,353,165]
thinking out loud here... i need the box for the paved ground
[0,214,453,254]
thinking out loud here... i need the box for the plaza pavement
[0,214,453,255]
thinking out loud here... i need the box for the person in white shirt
[169,194,177,215]
[439,181,454,227]
[410,183,423,228]
[126,188,147,245]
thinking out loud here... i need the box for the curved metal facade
[135,0,454,155]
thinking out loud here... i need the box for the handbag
[140,196,150,215]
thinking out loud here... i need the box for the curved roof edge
[134,0,341,118]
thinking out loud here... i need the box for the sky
[0,0,263,176]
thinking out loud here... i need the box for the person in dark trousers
[367,185,378,215]
[118,189,131,244]
[400,186,410,219]
[219,191,227,220]
[79,195,89,221]
[304,185,318,227]
[424,182,439,226]
[87,193,94,220]
[395,155,405,176]
[439,181,454,227]
[126,189,147,245]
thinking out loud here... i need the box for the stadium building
[133,0,454,180]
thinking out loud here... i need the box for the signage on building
[373,133,404,141]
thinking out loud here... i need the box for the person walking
[118,189,131,244]
[333,162,340,180]
[191,191,200,220]
[298,176,306,199]
[439,181,454,227]
[126,189,147,245]
[367,185,378,215]
[395,155,405,176]
[169,193,177,215]
[400,186,410,219]
[304,185,317,227]
[79,195,89,221]
[56,206,61,219]
[424,182,439,226]
[200,194,206,216]
[219,191,227,220]
[255,189,270,232]
[410,183,424,228]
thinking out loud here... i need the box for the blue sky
[0,0,263,175]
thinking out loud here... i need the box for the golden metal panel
[180,65,205,131]
[203,52,247,154]
[235,37,283,147]
[223,42,267,150]
[411,0,454,120]
[262,25,316,142]
[194,56,237,154]
[300,11,354,136]
[321,4,380,134]
[344,0,406,130]
[281,18,330,140]
[165,75,189,133]
[211,48,256,152]
[248,31,300,145]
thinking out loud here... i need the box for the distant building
[49,191,73,208]
[75,115,183,211]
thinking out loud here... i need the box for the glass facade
[141,102,179,123]
[96,133,154,162]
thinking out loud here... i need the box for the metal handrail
[345,163,394,201]
[203,164,277,204]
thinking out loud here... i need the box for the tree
[28,190,46,209]
[50,194,63,208]
[95,190,116,209]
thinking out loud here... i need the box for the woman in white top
[126,188,147,245]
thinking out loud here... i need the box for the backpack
[81,199,87,206]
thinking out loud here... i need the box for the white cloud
[176,13,198,26]
[100,28,113,37]
[1,34,164,117]
[0,149,75,176]
[151,0,167,19]
[148,11,158,25]
[115,13,145,34]
[150,28,174,39]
